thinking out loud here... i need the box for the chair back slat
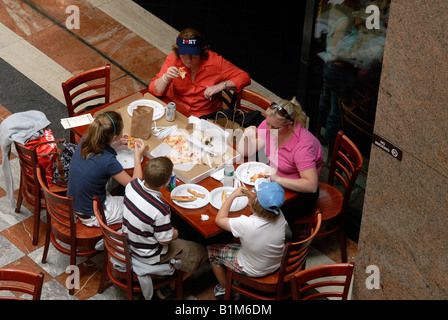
[234,88,272,113]
[291,262,355,300]
[328,132,363,200]
[0,268,44,300]
[62,64,111,118]
[93,197,133,275]
[276,211,321,298]
[14,142,38,183]
[36,166,75,231]
[239,88,272,111]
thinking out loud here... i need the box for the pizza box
[94,91,242,184]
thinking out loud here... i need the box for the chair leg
[15,182,23,213]
[32,194,41,246]
[339,230,347,263]
[98,253,108,294]
[41,218,51,263]
[224,269,232,300]
[175,270,183,299]
[68,247,77,295]
[126,285,133,300]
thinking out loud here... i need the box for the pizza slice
[178,67,186,79]
[166,156,198,165]
[221,190,227,205]
[249,173,266,183]
[171,195,197,202]
[163,135,191,156]
[127,136,138,149]
[187,188,205,199]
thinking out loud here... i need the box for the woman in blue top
[67,111,145,227]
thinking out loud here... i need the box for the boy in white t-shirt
[207,182,287,299]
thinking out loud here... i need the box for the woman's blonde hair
[80,111,123,159]
[266,97,307,128]
[172,27,210,59]
[249,195,279,222]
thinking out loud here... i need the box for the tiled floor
[0,0,357,300]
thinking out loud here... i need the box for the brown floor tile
[54,256,103,300]
[110,75,147,101]
[0,0,54,39]
[27,0,96,25]
[26,24,107,74]
[0,104,12,121]
[131,57,167,85]
[1,216,46,254]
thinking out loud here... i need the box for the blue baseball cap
[176,37,202,55]
[256,182,285,215]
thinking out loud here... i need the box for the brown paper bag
[131,106,153,139]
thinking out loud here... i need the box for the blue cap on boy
[256,182,285,215]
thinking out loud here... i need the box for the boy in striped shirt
[122,157,207,298]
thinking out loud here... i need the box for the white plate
[170,184,210,209]
[127,99,165,120]
[236,162,270,186]
[209,187,249,212]
[115,146,143,169]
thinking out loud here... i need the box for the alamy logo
[365,265,381,289]
[65,5,80,30]
[65,265,80,290]
[365,5,380,30]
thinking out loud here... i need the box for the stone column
[353,0,448,299]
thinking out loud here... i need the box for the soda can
[166,102,176,121]
[166,171,176,191]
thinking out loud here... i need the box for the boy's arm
[215,187,247,231]
[215,198,232,231]
[159,227,178,245]
[154,211,176,245]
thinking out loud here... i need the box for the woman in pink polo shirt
[237,97,323,230]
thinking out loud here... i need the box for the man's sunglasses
[269,102,293,122]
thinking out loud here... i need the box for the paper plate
[209,187,249,212]
[170,184,210,209]
[115,146,143,169]
[127,99,165,120]
[236,162,270,186]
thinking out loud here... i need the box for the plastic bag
[52,141,76,187]
[25,128,57,186]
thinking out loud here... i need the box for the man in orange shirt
[149,28,251,118]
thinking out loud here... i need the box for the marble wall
[353,0,448,299]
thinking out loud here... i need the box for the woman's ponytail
[80,111,123,159]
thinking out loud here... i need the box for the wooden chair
[235,88,272,113]
[36,166,104,295]
[224,210,322,300]
[14,141,67,246]
[221,88,238,110]
[339,99,374,155]
[294,131,363,262]
[61,64,110,143]
[291,262,355,300]
[0,268,44,300]
[93,196,183,300]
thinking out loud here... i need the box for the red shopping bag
[25,128,58,186]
